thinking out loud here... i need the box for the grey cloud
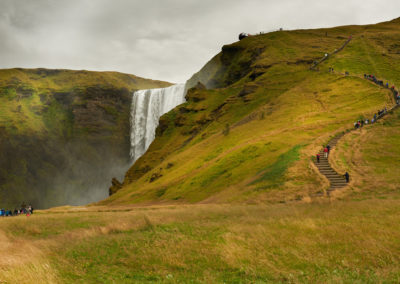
[0,0,399,83]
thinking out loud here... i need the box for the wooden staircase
[314,133,348,194]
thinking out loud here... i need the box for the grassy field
[1,198,400,283]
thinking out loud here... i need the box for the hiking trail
[313,74,399,195]
[314,134,348,194]
[310,36,352,70]
[308,36,399,195]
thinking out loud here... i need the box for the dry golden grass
[1,200,400,282]
[0,228,59,283]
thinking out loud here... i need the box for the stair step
[330,185,347,189]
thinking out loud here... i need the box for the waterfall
[130,84,186,162]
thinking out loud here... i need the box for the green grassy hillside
[104,18,400,205]
[330,106,400,198]
[1,19,400,283]
[0,68,170,208]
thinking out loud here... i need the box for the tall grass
[1,200,400,282]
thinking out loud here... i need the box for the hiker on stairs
[324,146,329,158]
[344,172,350,183]
[316,153,320,163]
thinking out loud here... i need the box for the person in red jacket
[316,153,320,163]
[324,147,329,158]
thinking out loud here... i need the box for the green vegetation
[251,144,302,189]
[106,18,399,206]
[331,107,400,198]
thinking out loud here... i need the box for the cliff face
[0,68,170,208]
[186,39,265,90]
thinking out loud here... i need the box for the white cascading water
[130,84,186,161]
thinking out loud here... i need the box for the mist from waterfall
[130,84,186,162]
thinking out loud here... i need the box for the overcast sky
[0,0,399,83]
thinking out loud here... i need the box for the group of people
[0,203,33,217]
[315,145,331,163]
[364,74,399,103]
[354,107,389,129]
[327,67,350,76]
[354,119,364,128]
[364,74,386,86]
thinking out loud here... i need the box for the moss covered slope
[0,68,170,208]
[104,18,400,205]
